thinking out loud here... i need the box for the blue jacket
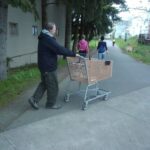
[38,31,75,73]
[97,41,107,53]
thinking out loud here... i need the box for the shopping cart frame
[64,55,112,110]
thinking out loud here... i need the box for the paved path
[96,40,150,97]
[0,86,150,150]
[0,40,150,149]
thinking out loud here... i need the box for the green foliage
[71,0,126,40]
[116,36,150,64]
[0,64,40,107]
[89,39,98,49]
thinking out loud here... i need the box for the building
[6,0,66,69]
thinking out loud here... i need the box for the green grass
[0,64,40,107]
[116,37,150,64]
[0,58,67,108]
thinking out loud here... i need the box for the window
[32,25,38,36]
[9,22,18,35]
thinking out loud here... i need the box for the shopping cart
[64,55,113,110]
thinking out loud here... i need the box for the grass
[0,58,67,108]
[116,36,150,64]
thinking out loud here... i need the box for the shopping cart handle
[76,54,85,59]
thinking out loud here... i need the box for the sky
[125,0,149,9]
[118,0,150,20]
[115,0,150,37]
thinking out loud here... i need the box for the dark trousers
[79,51,87,57]
[33,71,58,106]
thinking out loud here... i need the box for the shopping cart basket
[64,55,113,110]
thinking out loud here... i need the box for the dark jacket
[38,31,75,73]
[97,41,108,53]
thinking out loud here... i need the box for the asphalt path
[99,40,150,97]
[4,40,150,130]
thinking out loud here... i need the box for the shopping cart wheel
[82,102,88,110]
[103,94,109,101]
[64,94,70,102]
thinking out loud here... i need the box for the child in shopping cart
[97,36,108,60]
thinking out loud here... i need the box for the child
[112,39,115,46]
[77,35,89,57]
[97,36,108,60]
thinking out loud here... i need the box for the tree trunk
[0,1,8,80]
[41,0,47,28]
[72,25,79,52]
[65,5,72,50]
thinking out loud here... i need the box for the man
[28,22,76,110]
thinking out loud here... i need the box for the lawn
[116,36,150,64]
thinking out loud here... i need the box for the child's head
[101,36,104,41]
[81,34,85,39]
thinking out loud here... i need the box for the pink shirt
[77,39,89,52]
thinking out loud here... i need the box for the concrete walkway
[1,41,150,149]
[0,85,150,150]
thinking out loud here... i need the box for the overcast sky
[118,0,150,21]
[125,0,149,9]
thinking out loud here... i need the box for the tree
[41,0,48,28]
[65,5,72,49]
[0,1,8,80]
[0,0,38,80]
[56,0,126,51]
[70,0,126,52]
[56,0,74,50]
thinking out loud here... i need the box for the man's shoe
[45,104,62,110]
[28,97,39,110]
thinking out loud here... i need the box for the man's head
[45,22,56,35]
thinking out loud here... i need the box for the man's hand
[76,54,80,57]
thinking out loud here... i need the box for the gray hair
[45,22,55,30]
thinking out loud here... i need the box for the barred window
[9,22,18,35]
[32,25,38,36]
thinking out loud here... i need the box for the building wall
[6,0,66,69]
[7,0,42,68]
